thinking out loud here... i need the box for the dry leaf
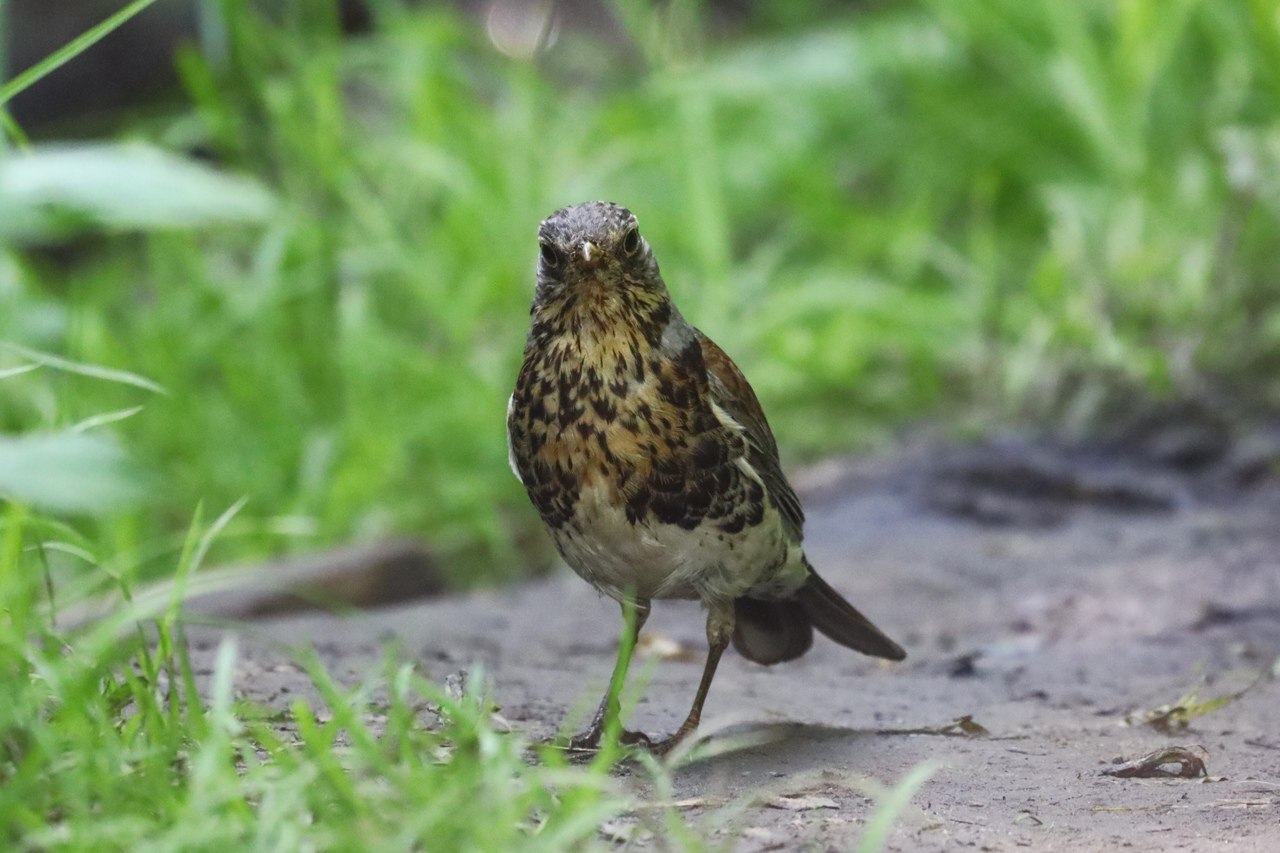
[1101,746,1207,779]
[878,714,991,738]
[1124,670,1265,732]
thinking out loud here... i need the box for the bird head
[534,201,665,303]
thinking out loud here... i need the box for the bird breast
[509,318,795,602]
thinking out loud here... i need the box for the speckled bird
[507,201,905,752]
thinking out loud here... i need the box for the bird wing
[697,331,805,540]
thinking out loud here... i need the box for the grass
[3,0,1280,847]
[0,447,665,848]
[1,500,648,850]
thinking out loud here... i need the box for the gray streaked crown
[538,200,639,250]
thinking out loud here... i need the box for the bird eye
[621,227,641,256]
[539,242,560,268]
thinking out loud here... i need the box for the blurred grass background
[4,0,1280,588]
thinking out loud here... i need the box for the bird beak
[580,241,603,267]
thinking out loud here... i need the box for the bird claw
[620,729,654,749]
[558,727,695,758]
[563,727,654,754]
[645,723,699,756]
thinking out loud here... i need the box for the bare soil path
[187,442,1280,850]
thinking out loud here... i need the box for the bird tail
[732,569,905,665]
[796,569,906,661]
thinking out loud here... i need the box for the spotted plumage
[507,201,904,752]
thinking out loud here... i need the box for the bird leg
[648,600,733,756]
[568,597,651,752]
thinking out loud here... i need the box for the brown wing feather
[697,332,805,539]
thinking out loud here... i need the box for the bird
[506,201,905,753]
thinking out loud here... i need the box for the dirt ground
[186,439,1280,851]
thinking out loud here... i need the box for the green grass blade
[858,762,938,853]
[0,0,165,106]
[162,497,248,636]
[0,106,30,149]
[0,343,167,395]
[70,406,147,434]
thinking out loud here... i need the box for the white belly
[552,481,799,603]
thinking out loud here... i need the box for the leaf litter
[1101,746,1209,779]
[1123,662,1274,733]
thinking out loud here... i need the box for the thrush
[507,201,905,753]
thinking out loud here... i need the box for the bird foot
[559,725,696,757]
[558,722,650,753]
[645,726,696,757]
[563,726,653,754]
